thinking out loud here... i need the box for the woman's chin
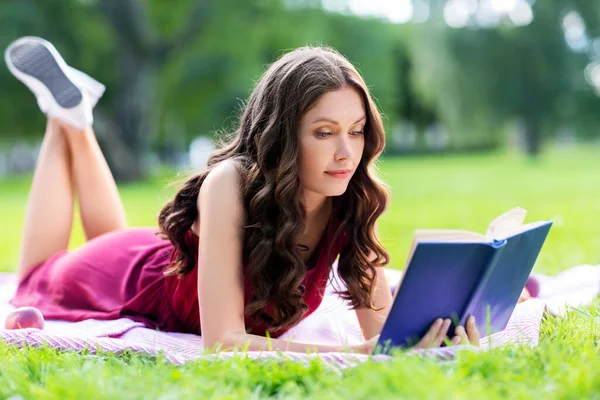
[305,183,350,198]
[323,185,349,197]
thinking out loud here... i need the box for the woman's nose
[335,136,354,161]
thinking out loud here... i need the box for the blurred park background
[3,3,600,395]
[2,0,600,272]
[1,0,600,180]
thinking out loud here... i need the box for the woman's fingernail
[469,316,476,325]
[452,336,461,344]
[435,318,443,327]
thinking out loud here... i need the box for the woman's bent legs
[62,123,127,241]
[17,119,74,280]
[17,120,129,281]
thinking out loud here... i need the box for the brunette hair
[158,46,389,331]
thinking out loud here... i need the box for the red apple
[4,306,45,330]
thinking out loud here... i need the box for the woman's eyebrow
[311,116,366,125]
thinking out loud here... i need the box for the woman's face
[297,86,366,199]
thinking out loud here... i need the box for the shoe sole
[8,42,82,109]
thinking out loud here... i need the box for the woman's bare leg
[17,119,74,280]
[61,122,127,241]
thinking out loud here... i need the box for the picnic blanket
[1,264,599,368]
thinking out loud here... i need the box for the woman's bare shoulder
[192,160,244,236]
[198,159,245,220]
[203,159,243,189]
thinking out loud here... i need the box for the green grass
[1,148,600,399]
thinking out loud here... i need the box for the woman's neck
[303,192,332,226]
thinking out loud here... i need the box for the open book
[376,207,552,353]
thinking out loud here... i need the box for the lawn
[1,148,599,399]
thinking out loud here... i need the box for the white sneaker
[67,66,105,108]
[33,66,105,114]
[4,36,104,129]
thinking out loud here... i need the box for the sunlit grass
[0,148,599,398]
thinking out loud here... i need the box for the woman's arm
[196,160,369,353]
[353,220,394,340]
[354,265,393,340]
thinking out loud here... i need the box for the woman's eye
[350,131,364,136]
[316,131,333,138]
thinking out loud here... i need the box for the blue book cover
[376,208,552,353]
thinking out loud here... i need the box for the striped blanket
[1,264,598,367]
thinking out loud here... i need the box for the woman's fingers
[416,318,451,348]
[416,318,443,348]
[416,317,480,349]
[433,319,451,346]
[453,325,470,345]
[450,317,480,346]
[466,316,480,346]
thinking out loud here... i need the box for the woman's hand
[354,316,480,354]
[413,318,452,348]
[447,316,480,346]
[415,316,480,348]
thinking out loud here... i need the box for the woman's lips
[325,170,352,179]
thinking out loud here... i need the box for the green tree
[0,0,213,180]
[408,0,575,154]
[0,0,402,179]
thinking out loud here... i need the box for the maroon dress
[10,220,346,338]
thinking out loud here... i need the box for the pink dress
[10,220,346,338]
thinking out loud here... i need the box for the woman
[5,37,479,353]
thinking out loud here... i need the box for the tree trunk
[522,117,541,156]
[94,54,159,181]
[117,53,158,181]
[96,0,212,181]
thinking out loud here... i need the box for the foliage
[2,149,600,397]
[3,1,600,176]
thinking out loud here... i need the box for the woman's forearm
[211,332,367,354]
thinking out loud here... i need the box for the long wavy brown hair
[158,46,389,332]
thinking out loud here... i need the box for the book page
[402,207,538,269]
[485,207,527,240]
[497,220,550,238]
[414,229,487,242]
[403,229,487,269]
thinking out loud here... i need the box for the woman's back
[165,214,346,337]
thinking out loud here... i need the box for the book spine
[459,239,507,326]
